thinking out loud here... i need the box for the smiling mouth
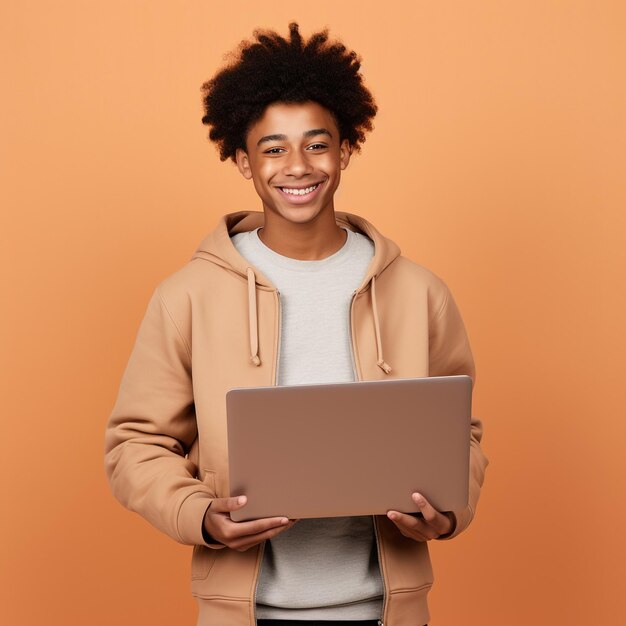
[278,182,323,196]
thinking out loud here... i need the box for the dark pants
[257,619,428,626]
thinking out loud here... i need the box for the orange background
[2,2,625,625]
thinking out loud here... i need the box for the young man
[104,22,488,626]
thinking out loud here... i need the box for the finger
[412,493,449,534]
[221,514,291,540]
[230,520,298,551]
[387,510,434,541]
[209,495,249,513]
[388,521,431,541]
[387,510,419,529]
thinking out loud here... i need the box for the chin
[275,205,325,224]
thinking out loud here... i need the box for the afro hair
[200,22,378,163]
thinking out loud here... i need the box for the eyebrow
[256,128,333,147]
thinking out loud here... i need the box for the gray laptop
[226,374,472,522]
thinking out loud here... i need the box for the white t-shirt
[231,226,384,621]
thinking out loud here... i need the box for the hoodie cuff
[435,504,473,541]
[177,490,225,548]
[200,503,228,549]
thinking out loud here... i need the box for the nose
[283,148,313,177]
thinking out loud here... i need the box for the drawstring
[371,275,392,374]
[245,267,391,374]
[246,267,261,366]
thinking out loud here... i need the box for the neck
[258,210,347,260]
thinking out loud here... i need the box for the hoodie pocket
[191,544,218,581]
[191,469,220,582]
[200,468,217,498]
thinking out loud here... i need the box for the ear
[339,139,352,170]
[235,148,253,180]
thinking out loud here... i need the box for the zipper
[252,540,266,625]
[373,516,387,626]
[253,288,282,625]
[349,288,387,626]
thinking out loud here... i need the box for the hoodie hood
[191,210,401,374]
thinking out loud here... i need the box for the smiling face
[235,100,352,227]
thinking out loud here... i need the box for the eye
[308,143,327,150]
[264,147,285,154]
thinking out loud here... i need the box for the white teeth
[281,183,319,195]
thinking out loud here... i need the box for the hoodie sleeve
[104,285,217,547]
[428,283,489,541]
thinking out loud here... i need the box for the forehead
[246,101,339,144]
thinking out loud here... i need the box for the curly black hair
[200,22,378,163]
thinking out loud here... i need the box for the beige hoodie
[104,210,488,626]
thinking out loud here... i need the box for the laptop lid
[226,374,472,521]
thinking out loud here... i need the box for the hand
[203,495,299,551]
[386,492,454,541]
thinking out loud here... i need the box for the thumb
[209,495,247,513]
